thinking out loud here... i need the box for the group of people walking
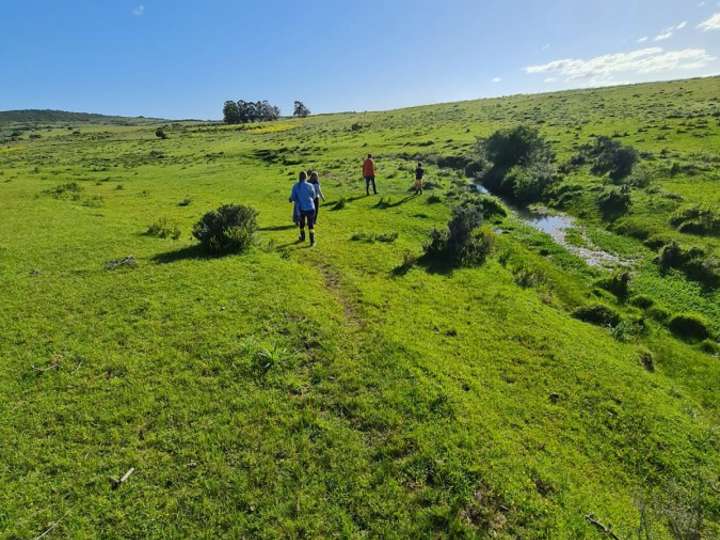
[288,154,426,246]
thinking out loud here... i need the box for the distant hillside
[0,109,164,125]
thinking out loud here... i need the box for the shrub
[423,200,495,267]
[700,339,719,355]
[192,204,258,254]
[502,161,558,204]
[513,264,546,288]
[332,197,346,210]
[596,271,631,300]
[669,205,720,236]
[146,218,181,239]
[155,127,167,139]
[639,347,655,372]
[458,226,495,266]
[656,242,719,288]
[668,313,711,343]
[464,158,490,178]
[629,294,655,310]
[648,306,671,323]
[586,136,639,180]
[424,228,450,258]
[44,182,83,200]
[426,194,442,204]
[483,126,551,168]
[475,195,507,219]
[572,303,621,327]
[597,186,631,219]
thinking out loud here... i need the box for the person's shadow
[258,224,296,232]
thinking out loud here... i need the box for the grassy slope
[1,78,720,538]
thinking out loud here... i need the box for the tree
[293,101,311,118]
[223,101,241,124]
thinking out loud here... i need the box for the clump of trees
[223,100,281,124]
[293,101,311,118]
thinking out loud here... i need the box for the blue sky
[2,0,720,119]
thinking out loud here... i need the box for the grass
[1,76,720,538]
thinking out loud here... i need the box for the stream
[474,183,630,268]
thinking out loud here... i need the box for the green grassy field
[1,77,720,538]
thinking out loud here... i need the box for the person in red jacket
[363,154,377,195]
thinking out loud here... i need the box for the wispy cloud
[132,4,145,16]
[541,43,550,51]
[525,47,716,85]
[652,21,687,42]
[491,77,502,83]
[698,12,720,30]
[637,36,649,43]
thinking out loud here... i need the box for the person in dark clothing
[289,171,318,245]
[414,162,425,195]
[308,171,326,223]
[363,154,377,195]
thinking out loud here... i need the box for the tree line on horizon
[222,100,311,124]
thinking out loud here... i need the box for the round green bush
[648,306,671,323]
[572,303,621,327]
[667,313,711,343]
[629,294,655,310]
[192,204,258,254]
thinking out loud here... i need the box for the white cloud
[525,47,716,84]
[698,1,706,6]
[676,21,688,29]
[654,31,673,41]
[637,36,649,43]
[132,4,145,16]
[698,12,720,30]
[492,77,502,83]
[544,77,557,83]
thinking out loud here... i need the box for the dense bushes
[483,126,551,168]
[572,303,621,327]
[502,160,558,205]
[473,126,557,205]
[657,241,720,288]
[670,205,720,236]
[596,271,631,300]
[424,199,495,267]
[668,313,711,343]
[582,136,639,180]
[192,204,258,254]
[597,186,631,219]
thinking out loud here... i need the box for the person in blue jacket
[289,171,318,245]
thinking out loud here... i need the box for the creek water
[474,183,629,268]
